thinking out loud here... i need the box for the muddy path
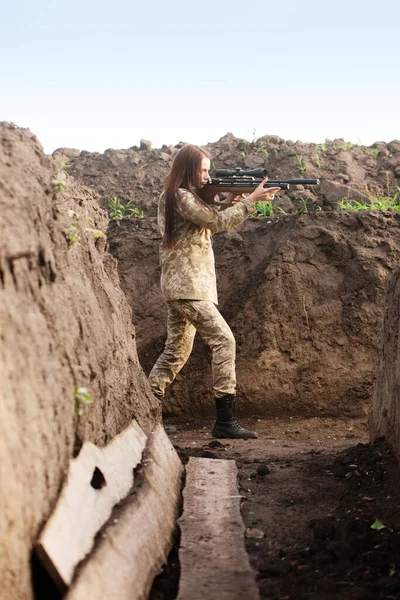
[151,417,400,600]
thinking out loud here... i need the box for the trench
[31,416,400,600]
[148,416,400,600]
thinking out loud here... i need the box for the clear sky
[1,0,399,154]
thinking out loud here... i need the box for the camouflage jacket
[158,188,256,304]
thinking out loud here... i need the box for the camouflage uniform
[149,188,256,398]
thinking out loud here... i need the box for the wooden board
[36,419,147,590]
[65,423,183,600]
[177,457,260,600]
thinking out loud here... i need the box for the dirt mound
[0,123,159,600]
[54,133,400,217]
[108,210,400,418]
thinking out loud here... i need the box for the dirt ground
[150,416,400,600]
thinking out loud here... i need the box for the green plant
[255,201,274,217]
[74,387,93,419]
[55,156,71,170]
[371,519,385,531]
[107,197,144,220]
[338,188,400,212]
[314,151,322,168]
[52,157,71,192]
[254,202,289,218]
[317,141,327,153]
[295,155,307,173]
[369,148,380,159]
[66,210,106,250]
[333,140,353,152]
[256,147,269,159]
[238,138,249,157]
[299,197,310,213]
[52,170,67,192]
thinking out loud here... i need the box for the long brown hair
[164,144,211,249]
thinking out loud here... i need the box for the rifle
[198,167,319,206]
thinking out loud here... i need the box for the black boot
[211,394,257,439]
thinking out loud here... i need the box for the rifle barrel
[268,179,320,185]
[208,179,290,190]
[205,177,320,194]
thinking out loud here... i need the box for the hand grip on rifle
[249,178,281,203]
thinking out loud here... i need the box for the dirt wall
[0,123,159,600]
[108,211,400,418]
[369,267,400,458]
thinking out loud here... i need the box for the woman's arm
[176,179,280,234]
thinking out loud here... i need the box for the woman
[149,144,280,438]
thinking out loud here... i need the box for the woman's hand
[225,192,243,204]
[248,178,281,204]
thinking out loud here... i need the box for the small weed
[52,170,67,192]
[339,188,400,212]
[238,138,249,157]
[256,147,269,159]
[369,148,380,159]
[314,141,328,166]
[66,210,105,250]
[255,201,274,217]
[255,203,289,218]
[314,151,322,168]
[371,519,385,531]
[55,156,71,170]
[299,197,310,213]
[52,157,71,192]
[333,140,353,152]
[295,155,307,173]
[330,162,348,173]
[107,196,144,220]
[74,387,93,419]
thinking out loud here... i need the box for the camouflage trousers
[148,300,236,399]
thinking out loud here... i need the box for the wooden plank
[177,457,260,600]
[65,423,183,600]
[36,419,147,590]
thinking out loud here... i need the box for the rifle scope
[214,168,268,178]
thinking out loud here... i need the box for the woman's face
[197,157,211,188]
